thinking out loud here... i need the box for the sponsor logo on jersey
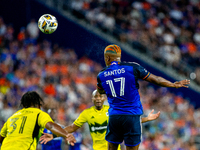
[89,121,108,134]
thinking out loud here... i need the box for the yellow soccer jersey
[0,107,53,150]
[74,105,120,150]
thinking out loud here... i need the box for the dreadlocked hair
[20,91,44,108]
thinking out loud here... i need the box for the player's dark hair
[20,91,44,108]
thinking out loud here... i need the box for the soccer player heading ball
[97,44,190,150]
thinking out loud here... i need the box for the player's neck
[27,106,39,108]
[95,106,103,110]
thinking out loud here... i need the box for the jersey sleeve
[38,111,54,128]
[133,63,150,80]
[0,121,7,137]
[74,110,87,127]
[97,74,104,90]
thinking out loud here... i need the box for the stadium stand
[1,0,200,149]
[64,0,200,86]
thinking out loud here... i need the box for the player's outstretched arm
[141,109,160,123]
[145,74,190,88]
[64,123,80,133]
[45,122,76,146]
[39,133,53,144]
[40,123,80,144]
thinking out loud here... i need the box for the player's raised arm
[145,74,190,88]
[45,122,76,146]
[141,109,160,123]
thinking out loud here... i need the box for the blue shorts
[105,115,142,146]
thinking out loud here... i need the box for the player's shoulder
[9,109,25,119]
[81,106,94,114]
[98,66,109,75]
[39,109,51,118]
[103,105,109,111]
[12,109,23,116]
[28,108,47,115]
[120,61,141,66]
[104,105,109,109]
[27,108,50,118]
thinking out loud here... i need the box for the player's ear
[105,55,110,62]
[104,55,111,66]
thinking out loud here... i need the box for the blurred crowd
[68,0,200,85]
[140,81,200,150]
[0,13,200,150]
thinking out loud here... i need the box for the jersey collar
[110,61,120,65]
[93,105,105,112]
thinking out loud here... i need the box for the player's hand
[174,79,190,88]
[39,133,53,144]
[147,109,160,121]
[65,133,76,146]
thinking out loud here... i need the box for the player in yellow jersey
[40,90,160,150]
[0,91,76,150]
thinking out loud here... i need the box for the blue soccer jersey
[69,132,83,150]
[41,128,63,150]
[97,61,150,115]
